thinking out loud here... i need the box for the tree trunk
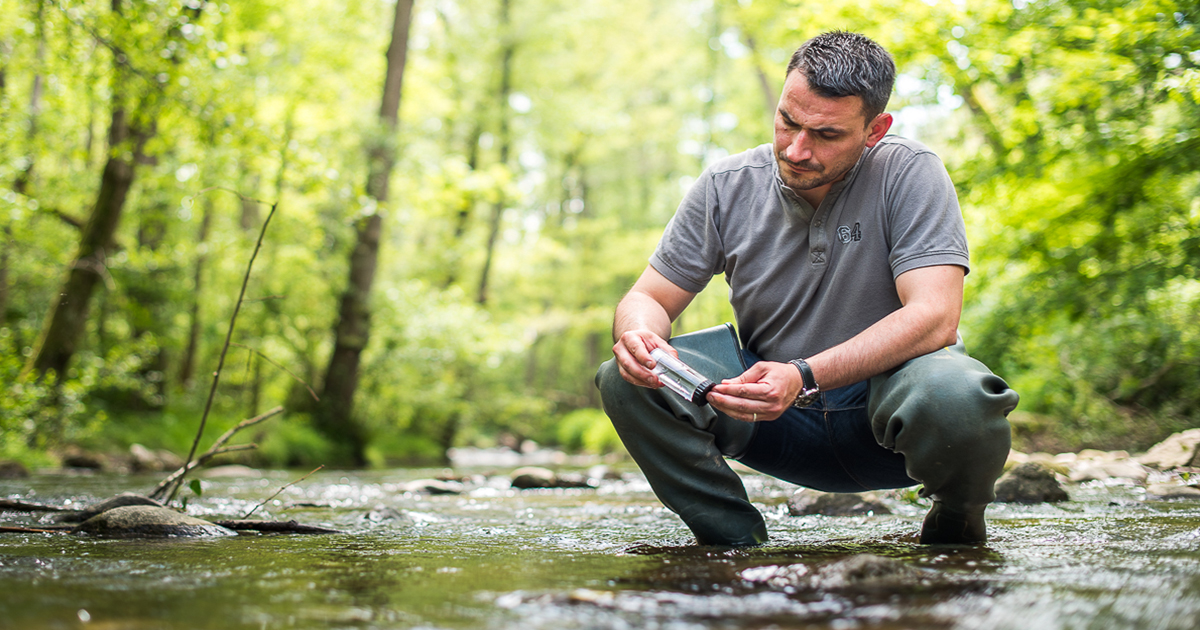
[475,0,514,306]
[25,105,149,380]
[178,196,213,387]
[0,224,9,332]
[314,0,414,465]
[23,0,193,381]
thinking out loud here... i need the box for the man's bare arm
[611,265,698,388]
[709,264,964,421]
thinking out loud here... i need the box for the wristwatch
[788,358,820,407]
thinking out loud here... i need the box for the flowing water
[2,464,1200,629]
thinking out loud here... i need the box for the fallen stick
[0,499,70,513]
[212,520,342,534]
[148,444,260,501]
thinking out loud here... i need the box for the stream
[3,462,1200,629]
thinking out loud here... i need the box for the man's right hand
[613,329,676,389]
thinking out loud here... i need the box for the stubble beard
[777,153,835,191]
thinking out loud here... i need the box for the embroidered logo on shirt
[837,222,862,244]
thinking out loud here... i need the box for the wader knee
[595,326,765,545]
[868,338,1019,511]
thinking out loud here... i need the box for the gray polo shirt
[650,136,969,363]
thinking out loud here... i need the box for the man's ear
[865,113,893,147]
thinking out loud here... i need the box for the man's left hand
[708,361,801,422]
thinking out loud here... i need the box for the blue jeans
[736,350,914,493]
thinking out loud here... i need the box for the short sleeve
[649,170,728,293]
[884,151,970,278]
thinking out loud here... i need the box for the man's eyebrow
[778,109,845,134]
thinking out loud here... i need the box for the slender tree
[475,0,514,306]
[24,0,203,381]
[314,0,415,465]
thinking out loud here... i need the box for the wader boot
[596,325,766,546]
[868,338,1019,544]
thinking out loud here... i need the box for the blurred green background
[2,0,1198,468]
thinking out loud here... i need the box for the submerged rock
[73,506,237,538]
[787,489,891,516]
[994,462,1069,503]
[813,554,928,592]
[510,467,593,489]
[53,492,164,523]
[1138,429,1200,470]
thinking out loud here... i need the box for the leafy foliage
[2,0,1199,466]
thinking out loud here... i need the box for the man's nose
[785,131,812,163]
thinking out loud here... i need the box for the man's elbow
[931,313,960,349]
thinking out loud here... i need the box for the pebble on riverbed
[740,555,934,594]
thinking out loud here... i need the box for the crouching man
[596,31,1019,546]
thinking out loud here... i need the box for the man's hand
[613,330,675,389]
[708,361,802,422]
[611,266,698,389]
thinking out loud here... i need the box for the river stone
[74,506,237,538]
[200,464,262,478]
[53,492,164,523]
[510,466,558,489]
[1068,460,1149,483]
[787,489,891,516]
[61,451,105,470]
[994,462,1069,503]
[0,460,29,479]
[1145,484,1200,500]
[129,444,183,472]
[1138,428,1200,470]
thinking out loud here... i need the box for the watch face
[793,392,817,408]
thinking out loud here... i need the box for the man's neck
[796,183,833,209]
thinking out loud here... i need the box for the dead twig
[0,526,71,534]
[232,343,319,402]
[0,499,70,513]
[169,194,279,504]
[243,465,324,519]
[148,444,260,501]
[149,406,283,501]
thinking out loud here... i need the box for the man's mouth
[779,156,822,174]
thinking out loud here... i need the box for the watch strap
[788,358,820,407]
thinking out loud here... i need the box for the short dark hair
[786,31,895,123]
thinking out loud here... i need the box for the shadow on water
[3,468,1200,629]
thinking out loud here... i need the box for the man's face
[773,72,891,197]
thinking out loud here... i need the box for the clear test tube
[649,348,716,406]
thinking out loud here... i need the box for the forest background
[2,0,1199,469]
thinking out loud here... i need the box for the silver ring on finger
[752,412,757,422]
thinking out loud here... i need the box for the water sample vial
[650,348,716,406]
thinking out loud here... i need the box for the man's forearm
[806,301,959,391]
[612,290,674,342]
